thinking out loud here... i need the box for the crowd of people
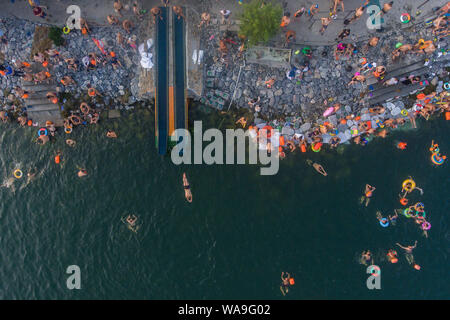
[231,1,450,160]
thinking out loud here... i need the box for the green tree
[239,0,282,46]
[48,27,65,47]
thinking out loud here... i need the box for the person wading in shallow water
[183,173,192,203]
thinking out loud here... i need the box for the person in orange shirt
[280,13,290,27]
[46,92,58,104]
[285,30,296,45]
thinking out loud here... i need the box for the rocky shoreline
[198,13,450,148]
[1,8,449,151]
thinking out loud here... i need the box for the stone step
[25,98,55,106]
[366,59,427,86]
[369,82,424,106]
[26,103,61,112]
[27,110,64,126]
[21,83,57,92]
[369,67,430,98]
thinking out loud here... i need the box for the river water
[0,107,448,299]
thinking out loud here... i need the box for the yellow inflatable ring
[63,26,71,34]
[402,179,416,192]
[14,169,23,179]
[401,109,408,116]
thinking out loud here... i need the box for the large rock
[281,126,295,136]
[391,107,401,116]
[299,122,311,132]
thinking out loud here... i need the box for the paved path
[1,1,446,46]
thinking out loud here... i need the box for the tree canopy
[239,0,283,46]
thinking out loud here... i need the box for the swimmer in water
[122,214,139,233]
[306,159,327,176]
[27,169,37,182]
[66,139,76,147]
[396,241,417,265]
[376,211,385,223]
[386,249,398,263]
[183,173,192,203]
[77,168,88,178]
[361,184,375,207]
[106,130,118,138]
[388,211,398,226]
[280,272,291,296]
[360,250,373,266]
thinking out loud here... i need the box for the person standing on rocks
[348,72,366,86]
[122,20,134,33]
[220,9,232,25]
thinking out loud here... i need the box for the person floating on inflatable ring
[80,102,90,114]
[387,249,398,263]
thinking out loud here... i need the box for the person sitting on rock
[334,42,346,60]
[122,20,134,33]
[107,15,120,25]
[65,58,78,71]
[330,136,340,149]
[373,65,386,80]
[151,7,163,24]
[133,1,145,20]
[219,39,228,57]
[45,48,60,62]
[235,117,247,128]
[369,106,385,115]
[348,72,365,86]
[80,18,90,34]
[173,6,185,20]
[61,75,75,86]
[46,92,58,104]
[33,52,45,63]
[264,78,275,89]
[198,12,210,27]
